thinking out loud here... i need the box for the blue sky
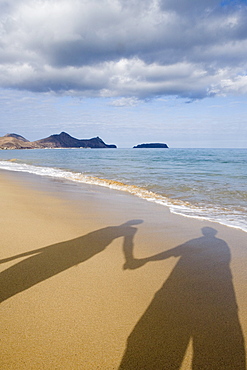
[0,0,247,148]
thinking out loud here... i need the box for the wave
[0,159,246,233]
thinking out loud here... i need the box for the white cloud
[109,97,141,107]
[212,74,247,95]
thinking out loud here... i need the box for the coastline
[0,148,246,233]
[1,170,247,369]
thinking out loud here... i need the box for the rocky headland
[0,132,117,149]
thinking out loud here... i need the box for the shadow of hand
[123,258,147,270]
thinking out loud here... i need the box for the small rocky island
[0,132,117,149]
[133,143,169,148]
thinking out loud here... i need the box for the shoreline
[1,170,247,369]
[0,158,246,233]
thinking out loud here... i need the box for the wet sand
[1,170,247,369]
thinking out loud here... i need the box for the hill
[0,134,33,149]
[33,132,116,148]
[0,132,117,149]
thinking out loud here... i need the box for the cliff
[0,132,117,149]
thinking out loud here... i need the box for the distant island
[133,143,169,149]
[0,132,117,150]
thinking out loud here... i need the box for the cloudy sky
[0,0,247,147]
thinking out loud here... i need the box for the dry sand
[1,170,247,369]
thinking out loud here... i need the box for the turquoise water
[0,148,246,232]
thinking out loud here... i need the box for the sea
[0,148,246,233]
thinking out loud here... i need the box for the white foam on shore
[0,160,246,233]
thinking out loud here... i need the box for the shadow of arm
[122,230,138,270]
[0,245,52,264]
[124,247,180,270]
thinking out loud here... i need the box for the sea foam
[0,159,246,233]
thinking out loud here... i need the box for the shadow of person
[0,220,143,303]
[119,227,246,370]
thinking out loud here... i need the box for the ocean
[0,148,246,232]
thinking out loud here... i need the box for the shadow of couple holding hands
[1,221,246,369]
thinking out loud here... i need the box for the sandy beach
[1,170,247,369]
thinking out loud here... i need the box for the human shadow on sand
[0,220,143,303]
[119,227,246,370]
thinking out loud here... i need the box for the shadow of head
[201,227,217,237]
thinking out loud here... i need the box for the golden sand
[1,171,247,369]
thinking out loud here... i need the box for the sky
[0,0,247,148]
